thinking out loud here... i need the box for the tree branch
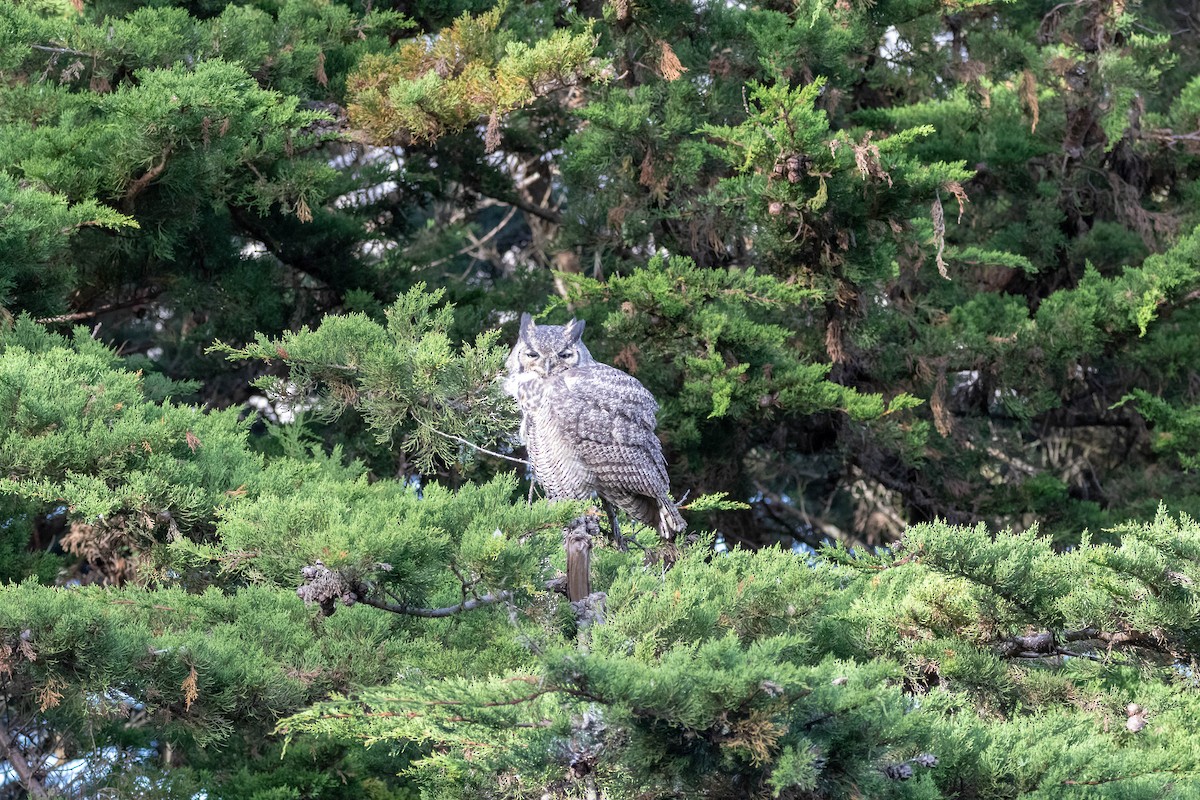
[0,714,49,799]
[1064,767,1190,787]
[565,516,594,602]
[801,698,870,732]
[35,286,164,325]
[484,190,562,225]
[424,204,519,271]
[997,626,1172,659]
[122,148,172,212]
[31,43,92,58]
[356,591,514,617]
[418,420,531,467]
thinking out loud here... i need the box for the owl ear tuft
[564,318,585,342]
[519,312,535,337]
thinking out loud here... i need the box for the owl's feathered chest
[516,372,595,498]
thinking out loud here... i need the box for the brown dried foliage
[1020,69,1039,133]
[61,520,139,586]
[718,709,785,766]
[295,195,313,223]
[38,681,63,712]
[484,109,502,153]
[1110,171,1180,250]
[851,133,892,187]
[944,180,968,224]
[60,59,85,83]
[182,665,199,712]
[825,318,845,365]
[315,50,328,87]
[606,199,632,229]
[638,150,655,187]
[612,344,641,373]
[931,193,948,279]
[930,364,953,438]
[658,40,687,82]
[637,149,669,200]
[960,60,990,109]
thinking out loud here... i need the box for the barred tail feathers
[613,492,686,540]
[658,500,687,539]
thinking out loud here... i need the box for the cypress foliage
[3,0,1200,797]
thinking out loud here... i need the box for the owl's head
[508,313,593,378]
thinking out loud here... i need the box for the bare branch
[425,204,519,271]
[35,287,164,325]
[489,190,562,225]
[564,516,595,602]
[356,590,513,617]
[0,714,50,799]
[418,420,530,467]
[997,626,1172,659]
[31,44,92,58]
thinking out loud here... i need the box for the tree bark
[565,516,595,602]
[0,715,49,799]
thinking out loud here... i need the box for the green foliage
[683,492,751,513]
[287,516,1200,797]
[5,0,1200,796]
[0,172,136,316]
[554,254,926,502]
[2,57,333,257]
[0,317,258,536]
[0,312,576,796]
[211,284,516,473]
[0,579,402,746]
[1119,390,1200,471]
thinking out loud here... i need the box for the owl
[505,313,686,540]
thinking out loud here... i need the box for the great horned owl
[505,313,686,540]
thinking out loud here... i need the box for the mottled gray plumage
[505,313,686,539]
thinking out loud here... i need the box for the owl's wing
[550,364,670,491]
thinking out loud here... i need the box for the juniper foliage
[3,0,1200,797]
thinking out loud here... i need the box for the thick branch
[227,205,368,298]
[564,513,597,599]
[484,190,562,225]
[997,626,1172,659]
[0,715,49,800]
[801,697,869,732]
[357,590,513,617]
[122,148,172,212]
[1143,127,1200,152]
[35,286,164,325]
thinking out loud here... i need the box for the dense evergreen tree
[3,0,1200,796]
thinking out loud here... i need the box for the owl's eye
[524,350,538,358]
[558,350,574,359]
